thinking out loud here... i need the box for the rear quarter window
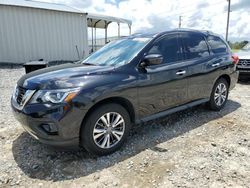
[207,35,228,54]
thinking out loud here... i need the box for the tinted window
[181,33,209,60]
[147,35,182,64]
[207,35,228,54]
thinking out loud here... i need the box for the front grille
[238,59,250,67]
[16,87,27,105]
[12,86,36,110]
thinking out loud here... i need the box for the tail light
[232,54,239,65]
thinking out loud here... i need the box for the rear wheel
[208,78,229,111]
[81,103,131,156]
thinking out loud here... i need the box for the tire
[81,103,131,156]
[208,78,229,111]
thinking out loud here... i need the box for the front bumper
[11,99,85,148]
[237,68,250,79]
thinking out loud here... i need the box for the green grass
[232,49,240,53]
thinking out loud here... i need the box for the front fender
[71,73,139,131]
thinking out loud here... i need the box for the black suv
[11,29,239,155]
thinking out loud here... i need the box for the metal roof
[0,0,132,28]
[87,13,132,28]
[0,0,84,14]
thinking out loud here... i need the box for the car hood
[237,50,250,59]
[18,63,115,90]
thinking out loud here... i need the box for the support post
[105,21,108,44]
[94,27,96,51]
[226,0,231,41]
[128,24,131,35]
[91,19,94,53]
[118,22,120,38]
[179,16,182,28]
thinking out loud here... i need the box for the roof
[130,28,216,39]
[0,0,84,14]
[0,0,132,28]
[87,13,132,28]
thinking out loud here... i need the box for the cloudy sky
[38,0,250,41]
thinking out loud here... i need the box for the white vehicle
[237,43,250,80]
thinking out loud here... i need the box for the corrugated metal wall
[0,5,88,64]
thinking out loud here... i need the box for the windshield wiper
[82,62,96,66]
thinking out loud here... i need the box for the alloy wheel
[214,83,227,106]
[93,112,125,149]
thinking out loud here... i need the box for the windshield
[82,37,151,67]
[242,43,250,50]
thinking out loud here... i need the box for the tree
[228,40,249,50]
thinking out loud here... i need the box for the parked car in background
[11,29,239,156]
[237,43,250,80]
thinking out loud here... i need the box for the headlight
[29,88,80,104]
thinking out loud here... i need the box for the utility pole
[225,0,231,41]
[179,16,182,28]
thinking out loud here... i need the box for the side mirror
[140,54,163,67]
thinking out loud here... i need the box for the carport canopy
[87,13,132,51]
[87,13,132,29]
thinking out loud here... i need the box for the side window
[207,35,228,54]
[181,33,210,60]
[147,35,182,64]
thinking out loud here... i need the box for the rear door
[180,32,225,101]
[137,33,189,118]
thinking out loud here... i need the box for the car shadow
[12,100,241,181]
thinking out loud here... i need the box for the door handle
[212,63,220,67]
[176,70,186,75]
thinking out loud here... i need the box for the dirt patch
[0,68,249,187]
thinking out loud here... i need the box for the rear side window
[147,34,182,64]
[207,35,228,54]
[181,33,210,60]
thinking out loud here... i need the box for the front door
[137,33,189,118]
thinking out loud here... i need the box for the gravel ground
[0,68,250,188]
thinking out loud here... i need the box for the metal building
[0,0,132,64]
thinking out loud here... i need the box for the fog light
[41,123,58,135]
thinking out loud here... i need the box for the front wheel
[208,78,229,111]
[81,103,131,156]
